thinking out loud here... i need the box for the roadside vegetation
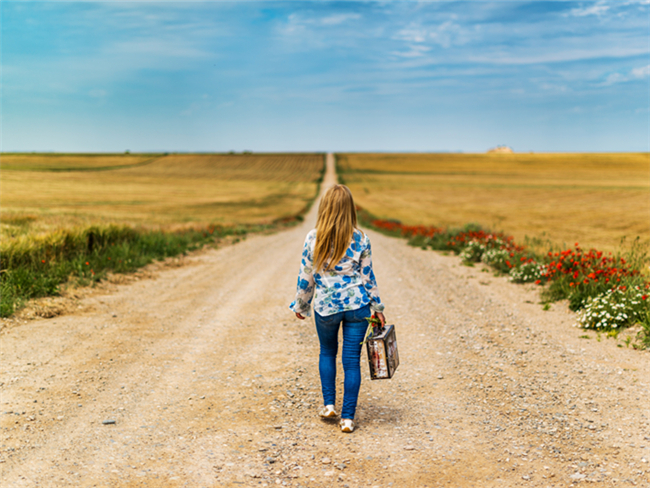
[358,209,650,349]
[1,153,325,317]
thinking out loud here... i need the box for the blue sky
[2,1,649,152]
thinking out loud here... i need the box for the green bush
[480,248,512,274]
[460,241,485,263]
[509,261,544,283]
[577,287,650,330]
[0,224,247,317]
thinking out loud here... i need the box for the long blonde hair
[314,185,359,272]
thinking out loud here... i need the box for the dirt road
[2,154,649,488]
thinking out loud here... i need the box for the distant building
[487,145,514,153]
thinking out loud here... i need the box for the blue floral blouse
[289,228,384,317]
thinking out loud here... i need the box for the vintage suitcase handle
[361,314,382,346]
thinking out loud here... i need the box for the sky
[1,0,649,153]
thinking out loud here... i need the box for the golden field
[1,153,324,239]
[337,152,650,252]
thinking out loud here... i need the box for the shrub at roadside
[459,241,485,264]
[480,248,515,274]
[509,261,544,284]
[537,243,647,311]
[0,224,256,317]
[357,207,650,346]
[577,286,649,330]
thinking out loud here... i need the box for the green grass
[0,221,291,318]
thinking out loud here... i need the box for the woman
[290,185,386,433]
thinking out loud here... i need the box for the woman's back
[295,228,381,317]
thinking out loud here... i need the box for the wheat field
[1,153,324,239]
[337,152,650,252]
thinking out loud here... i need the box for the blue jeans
[314,304,370,420]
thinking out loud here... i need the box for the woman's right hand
[374,312,386,328]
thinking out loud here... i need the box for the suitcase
[366,324,399,380]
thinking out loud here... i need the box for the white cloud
[631,64,650,78]
[320,13,361,26]
[429,20,468,49]
[569,2,610,17]
[395,25,428,44]
[604,72,626,85]
[393,20,471,50]
[391,44,431,58]
[281,11,360,33]
[540,83,568,92]
[600,65,650,85]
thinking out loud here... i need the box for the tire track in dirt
[1,154,649,488]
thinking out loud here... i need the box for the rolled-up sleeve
[360,236,384,313]
[289,233,316,317]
